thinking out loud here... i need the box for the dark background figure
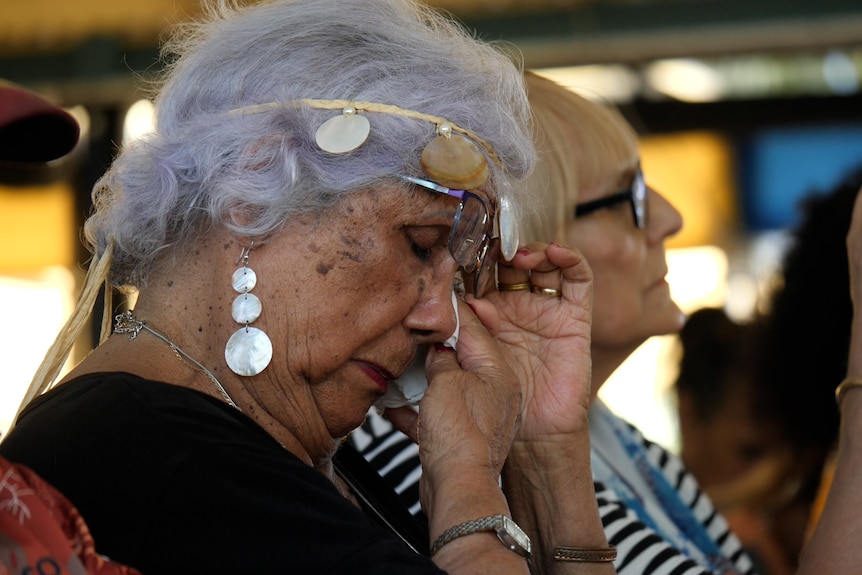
[674,308,792,574]
[752,163,862,564]
[674,307,780,503]
[673,163,862,574]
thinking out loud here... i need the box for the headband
[229,98,519,259]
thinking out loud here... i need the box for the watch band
[430,514,531,560]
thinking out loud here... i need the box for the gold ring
[497,281,532,292]
[531,286,562,298]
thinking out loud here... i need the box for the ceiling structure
[4,0,862,63]
[2,0,862,132]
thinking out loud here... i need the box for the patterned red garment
[0,456,141,575]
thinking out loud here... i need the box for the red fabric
[0,455,141,575]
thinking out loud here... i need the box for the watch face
[500,515,532,557]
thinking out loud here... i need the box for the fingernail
[517,248,532,256]
[434,342,456,352]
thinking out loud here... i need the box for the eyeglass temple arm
[399,175,466,200]
[574,190,632,218]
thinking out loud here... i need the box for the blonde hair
[520,72,640,244]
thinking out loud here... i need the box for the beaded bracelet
[835,376,862,406]
[553,545,617,562]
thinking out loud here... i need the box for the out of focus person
[674,308,794,574]
[676,166,862,574]
[0,80,139,575]
[752,166,862,567]
[353,71,758,575]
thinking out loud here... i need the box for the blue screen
[740,124,862,230]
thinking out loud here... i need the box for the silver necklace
[114,310,240,411]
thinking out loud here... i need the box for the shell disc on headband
[421,133,489,191]
[315,113,371,154]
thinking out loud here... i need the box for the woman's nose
[647,188,684,242]
[405,271,459,344]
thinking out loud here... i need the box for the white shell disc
[231,267,257,293]
[231,293,262,324]
[315,113,370,154]
[225,327,273,376]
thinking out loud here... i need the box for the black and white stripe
[350,410,756,575]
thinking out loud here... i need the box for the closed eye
[410,240,432,261]
[405,226,448,262]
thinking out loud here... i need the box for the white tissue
[374,290,460,408]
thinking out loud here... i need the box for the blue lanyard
[601,410,742,574]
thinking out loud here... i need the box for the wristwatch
[431,514,531,560]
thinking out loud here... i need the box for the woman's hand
[474,242,594,444]
[387,296,526,564]
[386,296,523,485]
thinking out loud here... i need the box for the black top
[0,373,442,575]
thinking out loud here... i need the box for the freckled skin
[337,250,362,263]
[238,185,460,448]
[76,184,463,467]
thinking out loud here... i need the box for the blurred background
[2,0,862,443]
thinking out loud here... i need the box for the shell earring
[224,243,273,376]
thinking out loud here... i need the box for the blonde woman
[354,71,754,575]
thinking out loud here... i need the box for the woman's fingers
[384,405,419,442]
[498,242,591,302]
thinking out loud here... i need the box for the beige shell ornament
[420,124,489,191]
[314,107,371,154]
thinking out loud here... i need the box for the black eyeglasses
[400,175,498,295]
[574,168,648,230]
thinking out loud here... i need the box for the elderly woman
[0,1,616,574]
[354,71,862,575]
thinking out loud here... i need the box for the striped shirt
[350,407,757,575]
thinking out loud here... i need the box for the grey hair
[85,0,535,288]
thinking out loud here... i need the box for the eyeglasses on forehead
[573,168,648,230]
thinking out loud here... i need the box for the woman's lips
[647,269,669,291]
[355,360,395,392]
[650,277,668,290]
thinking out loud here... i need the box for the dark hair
[755,165,862,455]
[674,307,756,421]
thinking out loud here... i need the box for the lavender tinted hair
[86,0,535,287]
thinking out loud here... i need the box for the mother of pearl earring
[224,244,273,376]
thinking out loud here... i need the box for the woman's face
[255,184,464,441]
[564,165,685,353]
